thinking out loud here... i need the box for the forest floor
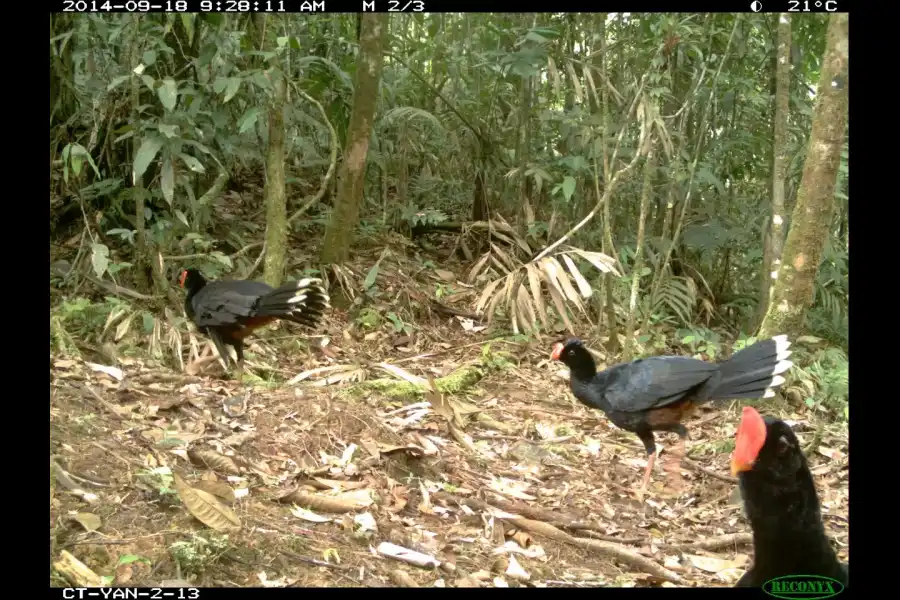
[49,293,850,588]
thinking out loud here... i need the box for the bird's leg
[639,452,656,494]
[233,343,245,384]
[635,432,657,500]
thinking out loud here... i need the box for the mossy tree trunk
[262,73,288,287]
[320,14,387,264]
[755,13,792,330]
[760,13,848,338]
[247,13,290,287]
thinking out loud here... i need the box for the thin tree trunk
[262,72,288,287]
[760,13,848,338]
[755,13,792,330]
[321,14,387,264]
[622,150,655,361]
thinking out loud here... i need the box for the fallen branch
[434,491,608,536]
[683,458,737,484]
[502,514,682,584]
[433,492,681,583]
[661,532,752,552]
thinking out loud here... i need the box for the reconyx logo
[763,575,845,599]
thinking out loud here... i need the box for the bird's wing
[603,357,719,413]
[191,283,270,327]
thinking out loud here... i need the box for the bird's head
[550,338,597,374]
[730,406,806,479]
[178,268,205,290]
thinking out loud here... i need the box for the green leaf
[157,78,178,111]
[562,176,576,201]
[224,77,241,103]
[210,251,232,268]
[140,74,156,92]
[142,50,157,66]
[142,312,155,333]
[238,108,261,134]
[158,123,179,138]
[682,335,695,344]
[133,137,164,181]
[213,77,229,94]
[107,75,129,92]
[117,554,151,567]
[179,153,205,173]
[174,209,189,227]
[160,159,175,205]
[179,14,195,44]
[91,243,110,278]
[364,263,379,289]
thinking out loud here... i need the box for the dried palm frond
[472,245,619,335]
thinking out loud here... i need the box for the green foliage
[479,343,515,371]
[169,534,231,577]
[792,345,849,420]
[676,326,722,359]
[137,466,176,498]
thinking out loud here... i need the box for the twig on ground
[280,550,350,571]
[433,492,681,583]
[660,532,752,552]
[682,458,737,484]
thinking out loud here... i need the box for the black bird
[731,406,848,588]
[179,268,329,381]
[551,336,793,495]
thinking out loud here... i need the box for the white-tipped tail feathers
[712,334,794,401]
[256,277,330,328]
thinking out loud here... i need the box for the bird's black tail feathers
[711,335,793,400]
[255,278,330,327]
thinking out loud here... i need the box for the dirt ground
[49,326,849,588]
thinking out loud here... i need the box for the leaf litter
[50,258,848,588]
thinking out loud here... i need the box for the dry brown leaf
[188,450,241,476]
[286,364,358,386]
[561,253,593,298]
[685,554,742,574]
[475,278,504,315]
[546,256,585,311]
[73,512,102,532]
[547,56,561,99]
[524,263,549,329]
[566,60,584,104]
[192,480,236,503]
[545,279,575,333]
[570,249,620,276]
[377,363,428,386]
[280,490,373,513]
[173,473,241,533]
[434,269,456,282]
[468,252,493,283]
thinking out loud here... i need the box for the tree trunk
[760,13,848,338]
[262,72,288,287]
[755,13,792,330]
[321,14,387,264]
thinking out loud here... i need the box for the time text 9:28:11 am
[61,0,287,11]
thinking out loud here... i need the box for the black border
[46,6,869,595]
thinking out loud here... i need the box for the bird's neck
[184,277,206,304]
[566,356,598,382]
[741,471,840,572]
